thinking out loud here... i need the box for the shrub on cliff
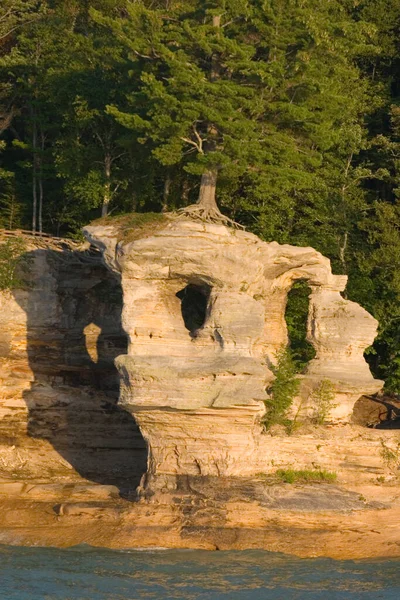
[263,346,300,431]
[0,237,30,291]
[310,379,337,425]
[276,468,337,484]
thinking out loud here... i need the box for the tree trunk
[162,173,171,211]
[195,15,220,212]
[31,106,37,234]
[101,154,111,217]
[212,15,221,28]
[339,231,348,272]
[38,128,45,234]
[197,170,218,210]
[9,194,15,229]
[181,178,190,204]
[38,173,43,234]
[177,167,240,227]
[174,12,241,228]
[131,190,138,212]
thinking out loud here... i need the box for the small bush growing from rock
[380,439,400,474]
[310,379,337,425]
[276,468,337,484]
[0,237,30,291]
[263,346,300,431]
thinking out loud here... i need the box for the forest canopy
[1,0,400,391]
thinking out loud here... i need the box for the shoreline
[2,425,400,561]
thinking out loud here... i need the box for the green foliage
[0,0,44,42]
[309,379,337,425]
[285,281,316,370]
[264,346,300,430]
[275,468,337,484]
[379,439,400,474]
[92,0,382,217]
[0,237,30,290]
[0,180,23,229]
[91,211,169,242]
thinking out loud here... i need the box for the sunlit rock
[84,218,383,486]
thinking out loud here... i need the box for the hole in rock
[285,280,316,370]
[176,283,211,336]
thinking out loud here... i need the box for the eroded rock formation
[84,218,383,486]
[0,239,146,490]
[1,230,399,559]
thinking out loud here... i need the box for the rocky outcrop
[1,228,400,560]
[0,239,146,491]
[84,218,383,487]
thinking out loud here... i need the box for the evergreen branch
[221,18,241,29]
[180,126,205,154]
[193,126,205,153]
[131,48,158,60]
[180,136,202,152]
[0,19,38,41]
[0,9,15,23]
[110,152,127,164]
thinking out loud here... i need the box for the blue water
[0,546,399,599]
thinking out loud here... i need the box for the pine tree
[93,1,276,224]
[94,1,380,232]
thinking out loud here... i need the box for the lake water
[1,545,399,599]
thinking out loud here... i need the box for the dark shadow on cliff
[352,395,400,429]
[13,246,147,499]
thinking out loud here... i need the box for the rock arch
[284,280,316,368]
[84,219,383,488]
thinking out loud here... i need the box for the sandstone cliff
[0,237,146,491]
[84,217,383,484]
[0,226,399,559]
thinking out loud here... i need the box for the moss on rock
[91,212,170,243]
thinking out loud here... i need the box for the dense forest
[1,0,400,391]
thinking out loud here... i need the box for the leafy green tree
[0,1,44,48]
[346,3,400,391]
[0,236,30,290]
[0,176,22,229]
[0,0,140,233]
[96,0,380,234]
[0,0,45,224]
[94,1,265,223]
[1,1,69,232]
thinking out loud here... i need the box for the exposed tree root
[174,203,245,229]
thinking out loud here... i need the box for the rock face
[84,219,383,486]
[0,229,399,560]
[0,239,146,491]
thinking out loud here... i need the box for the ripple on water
[0,545,400,600]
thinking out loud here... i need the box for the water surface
[1,545,399,599]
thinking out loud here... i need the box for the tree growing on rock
[93,0,379,229]
[93,0,273,224]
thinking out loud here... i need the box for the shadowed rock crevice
[176,283,211,336]
[12,247,147,496]
[352,395,400,429]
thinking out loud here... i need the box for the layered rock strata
[84,218,383,487]
[0,239,146,490]
[0,229,399,559]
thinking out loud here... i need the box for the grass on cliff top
[91,212,169,242]
[275,468,337,484]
